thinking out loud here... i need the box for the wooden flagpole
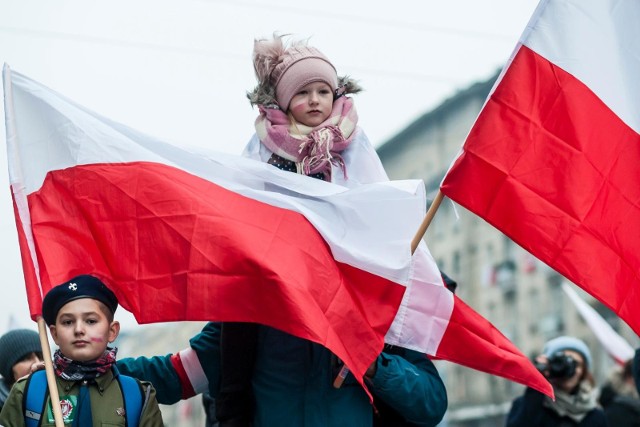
[37,317,65,427]
[411,190,445,254]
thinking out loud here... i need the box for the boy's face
[49,298,120,362]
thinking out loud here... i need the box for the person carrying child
[0,275,164,426]
[118,34,447,427]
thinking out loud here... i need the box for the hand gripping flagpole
[333,190,445,389]
[3,64,65,427]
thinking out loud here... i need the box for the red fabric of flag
[441,44,640,334]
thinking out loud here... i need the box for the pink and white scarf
[255,96,358,181]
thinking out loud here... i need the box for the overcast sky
[0,0,540,333]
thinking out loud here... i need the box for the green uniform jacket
[0,368,164,426]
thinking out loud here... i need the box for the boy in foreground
[0,275,163,426]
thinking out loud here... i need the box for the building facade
[376,73,637,426]
[115,322,209,426]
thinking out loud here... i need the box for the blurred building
[115,321,208,426]
[376,72,638,427]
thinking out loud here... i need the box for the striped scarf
[53,347,118,381]
[255,96,358,181]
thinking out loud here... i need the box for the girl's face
[288,81,333,127]
[49,298,120,362]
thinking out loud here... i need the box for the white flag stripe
[522,0,640,133]
[386,245,452,354]
[3,65,43,295]
[562,282,634,364]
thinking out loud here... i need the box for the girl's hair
[287,111,304,137]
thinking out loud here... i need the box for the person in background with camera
[505,336,608,427]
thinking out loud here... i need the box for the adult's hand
[30,360,45,373]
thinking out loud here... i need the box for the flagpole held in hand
[334,191,445,389]
[37,316,65,427]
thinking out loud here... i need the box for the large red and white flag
[441,0,640,336]
[3,66,551,395]
[562,283,634,365]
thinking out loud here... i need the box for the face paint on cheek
[90,337,104,343]
[290,101,306,114]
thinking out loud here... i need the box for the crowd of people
[0,33,638,427]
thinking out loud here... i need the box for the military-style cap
[42,275,118,325]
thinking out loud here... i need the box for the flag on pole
[562,282,634,365]
[3,66,552,396]
[441,0,640,337]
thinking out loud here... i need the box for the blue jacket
[118,322,447,427]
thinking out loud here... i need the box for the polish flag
[441,0,640,337]
[3,66,551,396]
[562,283,634,365]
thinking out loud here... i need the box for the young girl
[215,34,444,427]
[242,33,389,187]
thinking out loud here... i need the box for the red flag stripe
[441,45,640,333]
[438,297,552,396]
[24,161,405,380]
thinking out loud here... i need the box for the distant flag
[441,0,640,337]
[3,66,552,396]
[562,282,634,365]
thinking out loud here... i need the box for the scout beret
[42,275,118,325]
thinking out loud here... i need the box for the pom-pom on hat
[42,275,118,325]
[0,329,41,382]
[247,33,361,111]
[543,336,593,369]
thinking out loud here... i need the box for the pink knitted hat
[272,45,338,111]
[248,35,345,111]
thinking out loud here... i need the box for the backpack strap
[23,370,48,427]
[114,366,144,427]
